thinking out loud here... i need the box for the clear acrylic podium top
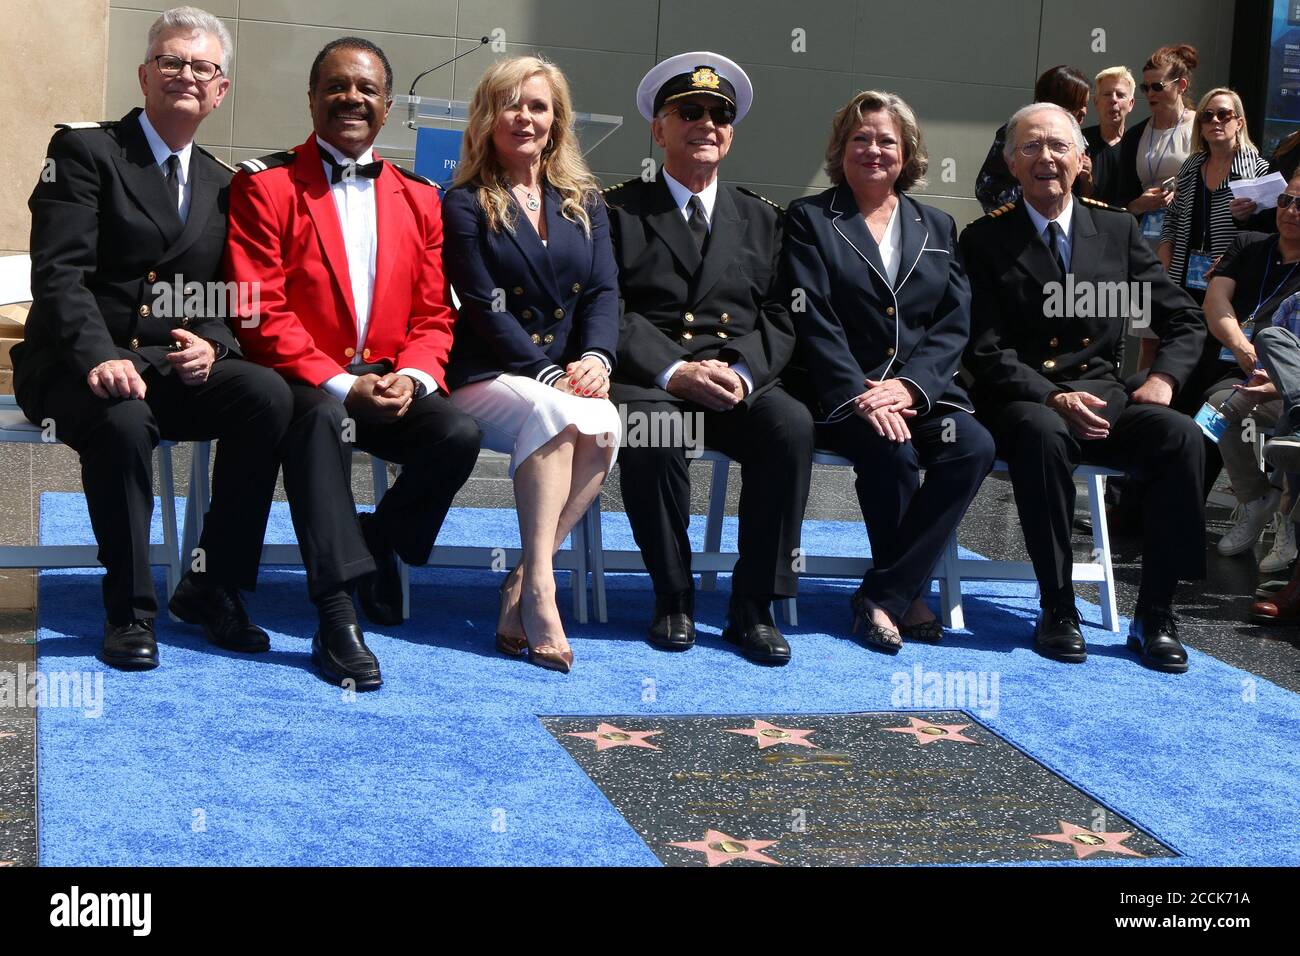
[375,95,623,162]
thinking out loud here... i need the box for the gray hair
[1002,102,1087,165]
[145,6,233,76]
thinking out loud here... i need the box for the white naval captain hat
[635,51,754,124]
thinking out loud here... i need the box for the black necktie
[164,153,182,214]
[687,194,710,254]
[1045,221,1067,275]
[318,144,383,184]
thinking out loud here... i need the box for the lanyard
[1254,238,1300,319]
[1145,109,1184,185]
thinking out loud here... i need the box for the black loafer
[648,590,695,650]
[722,600,791,666]
[1034,603,1087,663]
[101,619,158,671]
[312,624,382,690]
[169,572,270,653]
[356,513,403,626]
[1127,607,1189,673]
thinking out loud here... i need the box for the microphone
[406,36,490,128]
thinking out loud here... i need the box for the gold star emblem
[691,67,721,90]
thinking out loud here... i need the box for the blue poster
[415,127,464,187]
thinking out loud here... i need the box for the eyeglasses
[667,102,737,125]
[1277,193,1300,210]
[148,54,222,83]
[1200,108,1238,124]
[1139,80,1171,94]
[1015,139,1075,158]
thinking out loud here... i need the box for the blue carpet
[33,491,1300,866]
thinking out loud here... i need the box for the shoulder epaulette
[986,201,1018,219]
[737,186,783,212]
[237,149,296,174]
[1079,195,1118,212]
[392,164,437,188]
[196,145,236,173]
[54,121,114,131]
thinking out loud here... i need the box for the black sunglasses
[1139,80,1171,94]
[1277,193,1300,210]
[667,102,736,125]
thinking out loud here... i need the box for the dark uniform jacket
[781,184,974,422]
[603,173,794,405]
[14,107,240,406]
[960,197,1206,419]
[441,180,620,390]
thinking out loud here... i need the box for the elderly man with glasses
[960,102,1206,673]
[11,6,293,671]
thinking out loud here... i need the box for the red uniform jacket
[225,136,455,391]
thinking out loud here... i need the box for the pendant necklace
[512,181,540,211]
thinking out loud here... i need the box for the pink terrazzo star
[881,717,979,746]
[723,719,819,749]
[669,829,782,866]
[565,722,661,751]
[1032,820,1144,859]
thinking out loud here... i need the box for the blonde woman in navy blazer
[781,90,995,653]
[442,56,621,673]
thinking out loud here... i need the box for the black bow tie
[318,144,383,184]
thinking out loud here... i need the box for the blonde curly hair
[455,55,599,236]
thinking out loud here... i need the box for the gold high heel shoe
[495,566,527,657]
[518,580,574,673]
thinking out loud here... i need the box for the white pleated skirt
[449,373,622,477]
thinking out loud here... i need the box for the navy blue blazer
[441,180,620,389]
[781,184,974,422]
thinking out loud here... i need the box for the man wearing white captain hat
[604,52,814,665]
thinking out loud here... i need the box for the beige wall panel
[853,0,1040,87]
[0,0,109,253]
[656,0,857,72]
[110,0,238,15]
[240,0,457,36]
[459,0,659,55]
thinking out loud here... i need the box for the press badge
[1141,209,1166,240]
[1220,317,1254,363]
[1186,250,1213,290]
[1194,402,1230,443]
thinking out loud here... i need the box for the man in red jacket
[226,38,480,690]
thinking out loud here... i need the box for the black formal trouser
[984,397,1206,609]
[280,384,481,602]
[617,386,814,602]
[23,359,292,625]
[819,409,996,619]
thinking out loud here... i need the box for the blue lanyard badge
[1141,209,1166,240]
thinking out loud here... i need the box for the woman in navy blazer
[781,90,995,652]
[443,56,621,673]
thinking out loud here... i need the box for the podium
[375,95,623,186]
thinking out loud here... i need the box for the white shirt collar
[662,168,718,223]
[1023,195,1074,240]
[137,110,193,184]
[316,135,376,175]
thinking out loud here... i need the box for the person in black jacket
[781,90,994,653]
[442,56,621,674]
[12,8,292,671]
[605,52,815,666]
[962,104,1207,674]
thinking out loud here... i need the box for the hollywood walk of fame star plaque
[541,712,1177,866]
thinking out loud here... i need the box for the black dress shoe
[722,600,791,666]
[648,590,695,650]
[311,624,382,690]
[101,619,158,671]
[1034,603,1087,663]
[1127,607,1189,673]
[356,513,403,626]
[168,572,270,653]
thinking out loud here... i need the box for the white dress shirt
[138,111,193,223]
[1023,196,1074,272]
[317,137,438,402]
[875,199,903,287]
[654,169,754,396]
